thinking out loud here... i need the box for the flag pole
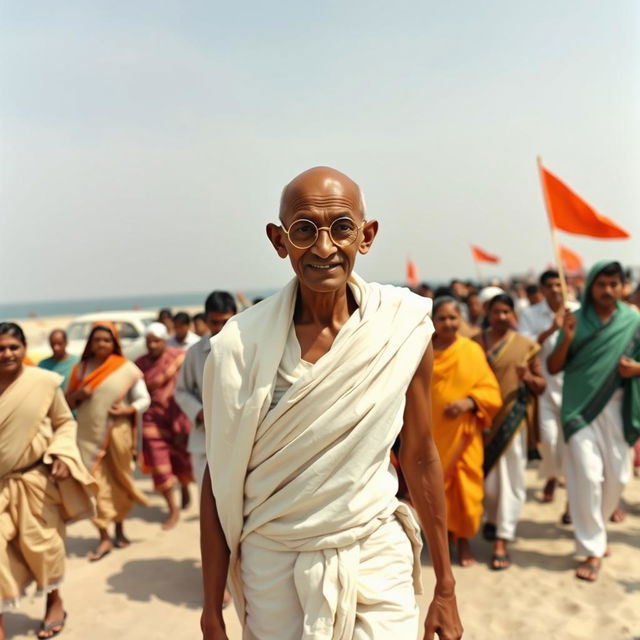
[537,156,569,306]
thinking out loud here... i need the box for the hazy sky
[2,1,639,303]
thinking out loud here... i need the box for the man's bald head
[279,166,366,221]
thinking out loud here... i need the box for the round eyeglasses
[281,217,366,250]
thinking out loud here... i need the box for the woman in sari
[475,294,546,570]
[431,298,502,566]
[0,323,96,639]
[66,322,150,561]
[135,323,193,530]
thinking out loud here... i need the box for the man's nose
[311,228,337,257]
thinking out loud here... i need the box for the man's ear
[266,223,289,259]
[358,220,379,255]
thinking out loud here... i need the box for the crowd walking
[0,167,639,639]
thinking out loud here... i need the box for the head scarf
[81,321,123,361]
[145,322,169,340]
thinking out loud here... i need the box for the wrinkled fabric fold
[203,273,434,625]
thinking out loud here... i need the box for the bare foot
[38,591,66,639]
[610,507,625,523]
[458,538,476,567]
[162,509,179,530]
[88,538,113,562]
[576,557,600,581]
[114,523,130,548]
[181,485,191,510]
[542,478,556,503]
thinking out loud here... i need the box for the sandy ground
[4,466,639,640]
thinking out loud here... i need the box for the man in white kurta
[519,270,579,499]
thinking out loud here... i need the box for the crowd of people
[0,168,638,639]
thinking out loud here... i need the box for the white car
[66,310,157,361]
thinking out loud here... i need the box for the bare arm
[518,355,546,396]
[400,343,463,640]
[200,465,230,640]
[547,312,577,375]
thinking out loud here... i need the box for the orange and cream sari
[0,367,96,611]
[68,355,149,529]
[431,336,502,538]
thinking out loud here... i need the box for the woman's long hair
[81,321,123,361]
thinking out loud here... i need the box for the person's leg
[353,517,419,638]
[599,392,631,527]
[114,522,130,548]
[89,461,116,560]
[37,589,66,639]
[240,541,301,640]
[457,538,476,567]
[564,424,605,580]
[538,395,561,501]
[491,428,527,569]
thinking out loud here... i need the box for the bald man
[200,167,461,639]
[38,329,79,389]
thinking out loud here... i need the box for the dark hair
[172,311,191,325]
[433,296,461,316]
[252,297,264,305]
[158,308,173,321]
[0,322,27,346]
[487,293,515,311]
[595,261,625,282]
[539,270,560,286]
[525,284,540,296]
[193,312,206,323]
[434,286,453,299]
[204,290,237,315]
[49,328,67,341]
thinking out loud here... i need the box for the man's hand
[444,398,474,418]
[619,356,640,378]
[550,307,565,332]
[109,402,135,418]
[424,592,463,640]
[50,458,70,481]
[562,310,577,341]
[201,615,228,640]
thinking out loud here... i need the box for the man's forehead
[280,166,363,217]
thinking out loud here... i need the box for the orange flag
[540,164,630,238]
[406,258,419,287]
[471,245,500,264]
[559,244,583,274]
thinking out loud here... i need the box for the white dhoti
[241,516,419,640]
[564,390,631,558]
[187,426,207,490]
[537,391,565,480]
[484,426,527,541]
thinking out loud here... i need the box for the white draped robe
[203,274,433,639]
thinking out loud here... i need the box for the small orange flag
[471,245,500,264]
[540,164,630,238]
[559,244,583,274]
[406,258,419,287]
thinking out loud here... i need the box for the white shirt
[519,299,579,406]
[167,330,200,351]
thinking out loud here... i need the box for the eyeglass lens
[288,217,359,248]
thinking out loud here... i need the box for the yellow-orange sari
[431,336,502,538]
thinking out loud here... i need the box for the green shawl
[559,260,640,445]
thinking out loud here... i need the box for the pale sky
[2,1,639,303]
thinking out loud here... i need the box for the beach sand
[5,467,639,640]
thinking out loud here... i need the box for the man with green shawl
[548,260,640,582]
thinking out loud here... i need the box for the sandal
[491,552,510,571]
[37,611,67,638]
[576,558,600,582]
[88,546,112,562]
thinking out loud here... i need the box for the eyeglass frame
[280,216,368,250]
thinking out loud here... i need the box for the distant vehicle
[66,311,157,361]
